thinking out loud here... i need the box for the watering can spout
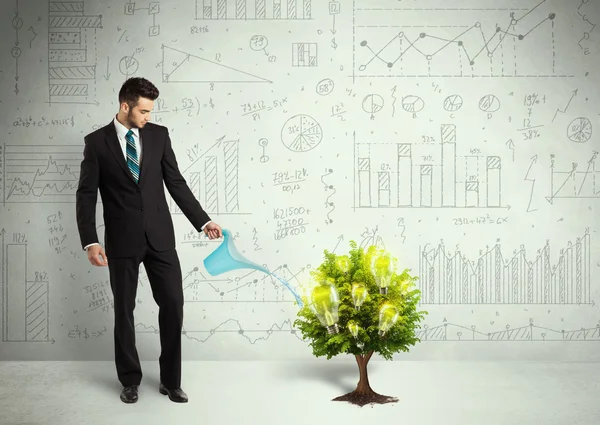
[203,229,268,276]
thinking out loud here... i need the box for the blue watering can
[203,229,304,307]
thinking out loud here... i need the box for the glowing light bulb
[347,321,364,349]
[336,255,350,274]
[308,280,340,334]
[351,282,368,310]
[347,321,359,338]
[370,252,397,294]
[378,303,399,336]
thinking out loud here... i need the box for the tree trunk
[331,350,398,407]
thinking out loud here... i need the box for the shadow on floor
[276,360,376,393]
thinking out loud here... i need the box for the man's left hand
[203,222,223,240]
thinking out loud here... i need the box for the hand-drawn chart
[1,229,52,343]
[48,0,102,104]
[1,144,82,204]
[353,0,580,78]
[291,43,317,67]
[353,125,505,209]
[418,229,592,305]
[281,115,323,152]
[195,0,313,20]
[546,151,600,203]
[161,45,272,83]
[169,138,250,215]
[418,319,600,341]
[567,117,592,143]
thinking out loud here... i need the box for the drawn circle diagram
[316,78,334,96]
[362,94,384,114]
[478,94,500,112]
[250,35,268,51]
[402,95,424,113]
[443,94,463,112]
[119,55,139,76]
[281,115,323,152]
[567,117,592,143]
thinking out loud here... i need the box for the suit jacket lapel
[104,121,137,185]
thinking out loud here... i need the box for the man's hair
[118,77,159,108]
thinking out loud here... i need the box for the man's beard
[126,111,138,128]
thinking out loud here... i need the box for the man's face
[125,97,154,128]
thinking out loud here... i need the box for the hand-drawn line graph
[1,144,82,204]
[353,125,506,209]
[195,0,313,20]
[175,262,310,303]
[352,0,577,79]
[546,151,600,204]
[418,319,600,341]
[1,229,53,343]
[48,0,102,104]
[161,45,272,83]
[169,137,250,215]
[135,317,302,344]
[418,228,592,305]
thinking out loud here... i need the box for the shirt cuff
[201,220,212,231]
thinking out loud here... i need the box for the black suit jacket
[75,120,211,258]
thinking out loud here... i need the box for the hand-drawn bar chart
[1,232,50,342]
[195,0,312,20]
[170,139,248,215]
[354,125,503,209]
[418,229,591,305]
[48,0,102,104]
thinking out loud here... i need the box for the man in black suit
[76,77,223,404]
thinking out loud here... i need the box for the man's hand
[203,222,223,240]
[87,245,108,266]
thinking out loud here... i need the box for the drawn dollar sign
[331,37,337,49]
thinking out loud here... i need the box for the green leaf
[293,240,428,362]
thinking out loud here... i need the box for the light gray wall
[0,0,599,361]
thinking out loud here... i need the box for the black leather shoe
[120,385,139,403]
[159,382,188,403]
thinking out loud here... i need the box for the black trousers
[108,233,184,389]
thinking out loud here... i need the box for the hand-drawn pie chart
[281,114,323,152]
[567,117,592,143]
[362,94,384,114]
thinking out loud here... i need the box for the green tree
[293,240,428,407]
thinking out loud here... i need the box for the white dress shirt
[83,118,210,251]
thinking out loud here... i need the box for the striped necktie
[125,129,139,183]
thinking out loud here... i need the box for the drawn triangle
[161,45,272,83]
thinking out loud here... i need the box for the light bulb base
[379,287,388,294]
[326,324,339,334]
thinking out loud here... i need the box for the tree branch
[365,350,374,363]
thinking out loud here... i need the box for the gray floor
[1,360,599,425]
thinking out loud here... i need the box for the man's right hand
[87,245,108,266]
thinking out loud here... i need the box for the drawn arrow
[506,139,515,162]
[524,155,538,212]
[551,89,577,123]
